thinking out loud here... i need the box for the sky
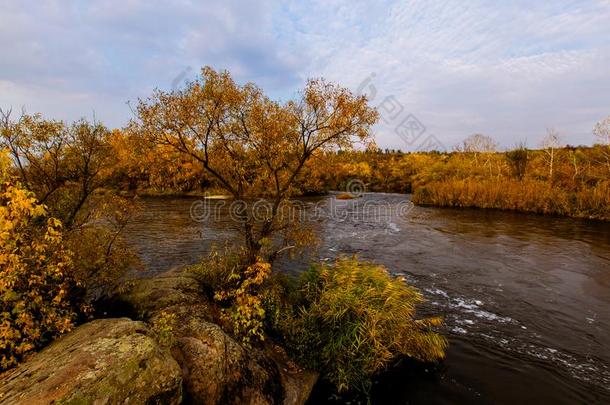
[1,0,609,150]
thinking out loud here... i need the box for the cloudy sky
[1,0,609,150]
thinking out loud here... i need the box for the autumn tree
[459,133,498,171]
[0,109,139,302]
[460,133,498,154]
[0,109,66,207]
[108,129,208,192]
[593,115,610,173]
[0,110,113,227]
[594,116,610,145]
[136,67,378,262]
[540,128,561,182]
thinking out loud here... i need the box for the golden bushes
[315,147,609,220]
[413,177,610,220]
[151,311,177,347]
[215,260,272,346]
[192,249,274,347]
[0,150,79,369]
[194,251,448,393]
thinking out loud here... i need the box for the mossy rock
[120,268,318,405]
[0,318,182,405]
[119,267,205,318]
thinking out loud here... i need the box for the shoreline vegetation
[1,66,609,403]
[115,144,610,221]
[413,177,609,221]
[105,126,609,221]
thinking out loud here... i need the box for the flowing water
[122,193,610,404]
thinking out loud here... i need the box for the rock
[149,303,318,405]
[0,318,182,405]
[122,267,318,405]
[119,267,204,318]
[266,345,319,405]
[152,306,282,404]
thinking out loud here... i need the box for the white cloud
[1,0,609,148]
[277,0,610,149]
[0,0,300,126]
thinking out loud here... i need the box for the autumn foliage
[1,65,607,385]
[135,67,378,261]
[0,111,140,303]
[192,247,279,347]
[303,143,610,220]
[0,110,141,370]
[102,71,610,221]
[410,145,610,220]
[0,150,79,369]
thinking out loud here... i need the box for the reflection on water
[123,193,610,404]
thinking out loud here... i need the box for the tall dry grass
[413,178,610,220]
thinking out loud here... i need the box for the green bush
[189,246,244,299]
[281,257,447,393]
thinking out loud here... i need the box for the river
[122,193,610,404]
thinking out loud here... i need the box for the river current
[122,193,610,404]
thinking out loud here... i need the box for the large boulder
[0,318,182,405]
[169,316,280,404]
[122,267,318,405]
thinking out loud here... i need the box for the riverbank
[412,178,610,221]
[115,183,610,222]
[311,147,610,222]
[116,188,231,199]
[108,146,610,222]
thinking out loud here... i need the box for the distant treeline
[104,129,610,220]
[318,145,610,220]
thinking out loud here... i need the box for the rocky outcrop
[120,267,205,317]
[169,315,281,404]
[0,268,318,405]
[0,318,182,405]
[121,267,318,405]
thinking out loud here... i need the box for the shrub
[191,247,280,347]
[190,246,243,298]
[214,260,272,346]
[281,257,447,393]
[0,150,81,370]
[151,311,177,347]
[67,222,140,302]
[505,144,529,179]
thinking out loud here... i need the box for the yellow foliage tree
[0,150,78,370]
[1,111,141,303]
[137,67,378,262]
